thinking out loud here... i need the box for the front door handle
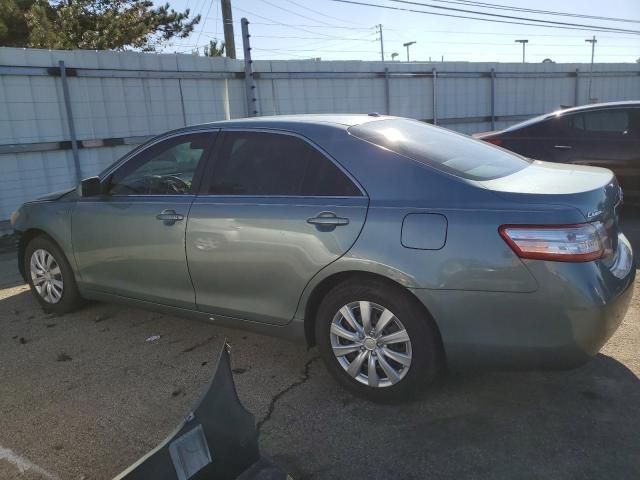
[307,212,349,231]
[554,145,573,150]
[156,209,184,225]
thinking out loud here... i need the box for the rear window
[349,118,531,181]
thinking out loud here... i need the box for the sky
[160,0,640,63]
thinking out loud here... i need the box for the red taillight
[486,138,502,146]
[499,223,608,262]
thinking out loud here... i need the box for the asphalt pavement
[0,213,639,480]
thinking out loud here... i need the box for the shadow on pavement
[264,351,640,479]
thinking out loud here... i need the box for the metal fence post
[490,68,496,130]
[384,67,390,115]
[59,60,81,184]
[241,18,258,117]
[574,68,580,106]
[432,67,437,125]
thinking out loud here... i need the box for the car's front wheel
[24,235,83,314]
[315,279,442,402]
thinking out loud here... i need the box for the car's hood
[31,187,76,203]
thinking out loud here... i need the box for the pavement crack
[256,356,320,437]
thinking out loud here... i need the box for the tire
[315,279,442,402]
[24,235,84,314]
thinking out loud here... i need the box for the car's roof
[503,101,640,132]
[186,113,390,131]
[553,100,640,116]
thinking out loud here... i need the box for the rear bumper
[410,234,636,370]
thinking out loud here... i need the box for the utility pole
[376,24,384,62]
[221,0,236,59]
[515,39,528,63]
[403,41,416,62]
[241,18,257,117]
[585,35,597,102]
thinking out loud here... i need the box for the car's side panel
[13,196,78,277]
[187,196,368,325]
[72,195,198,309]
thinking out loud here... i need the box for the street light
[585,35,597,103]
[403,41,416,62]
[515,39,528,63]
[391,52,399,61]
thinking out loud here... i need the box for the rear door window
[207,131,361,196]
[573,109,630,135]
[349,118,531,181]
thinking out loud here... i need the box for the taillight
[486,138,502,146]
[499,223,609,262]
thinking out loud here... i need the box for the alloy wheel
[329,301,412,388]
[30,248,64,304]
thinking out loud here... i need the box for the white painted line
[0,446,60,480]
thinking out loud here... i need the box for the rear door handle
[156,209,184,225]
[554,145,573,150]
[307,212,349,230]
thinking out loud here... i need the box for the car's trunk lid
[476,160,623,253]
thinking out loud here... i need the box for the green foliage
[203,39,224,57]
[0,0,200,51]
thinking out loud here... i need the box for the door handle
[156,209,184,225]
[553,145,573,150]
[307,212,349,230]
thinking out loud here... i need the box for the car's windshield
[349,118,531,181]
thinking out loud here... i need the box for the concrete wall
[1,47,639,220]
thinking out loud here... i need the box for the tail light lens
[499,222,609,262]
[485,138,502,146]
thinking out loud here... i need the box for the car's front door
[187,129,369,325]
[72,131,217,308]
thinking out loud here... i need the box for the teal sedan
[11,115,635,401]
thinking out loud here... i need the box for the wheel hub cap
[329,301,412,388]
[30,249,64,304]
[363,337,377,351]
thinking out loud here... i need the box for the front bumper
[410,234,636,370]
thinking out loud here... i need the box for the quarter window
[208,131,360,196]
[573,110,629,134]
[109,133,213,195]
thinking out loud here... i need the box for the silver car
[11,115,635,401]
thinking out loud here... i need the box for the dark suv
[474,101,640,203]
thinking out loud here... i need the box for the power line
[427,0,640,24]
[233,4,360,38]
[239,34,377,41]
[283,0,369,25]
[253,47,379,53]
[244,21,374,30]
[260,0,337,26]
[389,0,640,34]
[194,0,215,49]
[327,0,640,35]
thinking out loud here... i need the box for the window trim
[197,127,366,198]
[101,129,219,198]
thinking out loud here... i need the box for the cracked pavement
[0,211,639,479]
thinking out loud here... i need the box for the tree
[0,0,200,51]
[203,39,225,57]
[636,57,640,63]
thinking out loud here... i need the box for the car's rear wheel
[315,279,442,402]
[24,235,83,314]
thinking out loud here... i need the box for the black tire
[315,278,442,402]
[24,235,84,314]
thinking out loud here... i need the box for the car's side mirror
[80,176,102,197]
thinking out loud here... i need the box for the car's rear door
[72,131,217,308]
[567,108,640,200]
[186,129,368,325]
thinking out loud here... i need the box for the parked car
[473,101,640,203]
[11,114,635,401]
